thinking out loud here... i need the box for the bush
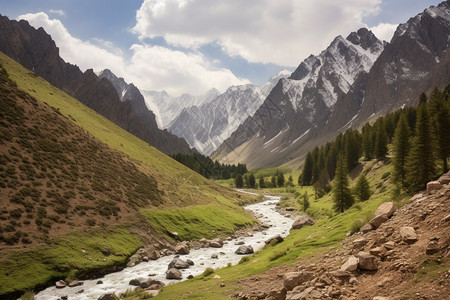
[239,256,250,264]
[202,267,214,277]
[269,248,288,261]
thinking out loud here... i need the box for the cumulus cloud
[132,0,382,66]
[17,12,248,96]
[370,22,398,43]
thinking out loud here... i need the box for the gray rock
[68,280,83,287]
[209,239,223,248]
[357,251,378,270]
[55,280,66,289]
[98,293,116,300]
[168,258,190,269]
[374,202,397,218]
[360,223,373,234]
[369,214,388,229]
[166,268,182,280]
[235,245,254,255]
[265,234,284,244]
[211,253,218,259]
[352,238,368,249]
[101,246,111,256]
[186,259,194,265]
[427,181,442,194]
[175,242,190,255]
[340,255,359,272]
[425,240,440,255]
[283,271,314,291]
[149,250,160,260]
[96,280,103,285]
[291,216,314,230]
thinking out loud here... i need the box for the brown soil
[234,172,450,300]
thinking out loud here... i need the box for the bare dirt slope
[234,172,450,300]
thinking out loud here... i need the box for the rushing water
[35,195,294,300]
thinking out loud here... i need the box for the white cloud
[48,9,65,16]
[17,12,248,96]
[370,22,398,43]
[133,0,383,66]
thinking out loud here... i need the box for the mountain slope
[214,28,383,168]
[168,70,290,155]
[0,51,256,298]
[0,15,194,155]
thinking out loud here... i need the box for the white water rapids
[35,195,294,299]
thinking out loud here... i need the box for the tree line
[170,153,247,180]
[300,85,450,213]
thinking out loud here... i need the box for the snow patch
[292,129,310,144]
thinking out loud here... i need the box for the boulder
[68,280,83,287]
[399,226,418,244]
[283,271,314,290]
[427,181,442,194]
[166,268,182,280]
[55,280,66,289]
[168,258,190,269]
[175,242,190,255]
[375,202,397,218]
[98,293,116,300]
[209,239,223,248]
[352,238,368,249]
[383,241,396,250]
[425,240,440,255]
[149,250,160,260]
[340,256,359,272]
[360,223,373,234]
[129,278,161,288]
[267,286,287,300]
[211,253,218,259]
[129,278,142,286]
[357,252,378,271]
[265,234,284,244]
[369,247,386,257]
[438,172,450,185]
[186,259,194,265]
[235,241,245,245]
[235,245,254,255]
[291,216,314,230]
[369,214,389,229]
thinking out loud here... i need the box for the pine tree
[345,129,360,171]
[332,154,354,213]
[301,152,314,185]
[277,172,285,187]
[249,173,256,189]
[259,176,265,189]
[303,192,310,211]
[271,175,276,187]
[406,104,437,192]
[429,87,450,173]
[392,114,411,187]
[374,119,388,161]
[354,174,371,202]
[288,175,294,187]
[235,174,244,188]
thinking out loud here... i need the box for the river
[35,195,294,299]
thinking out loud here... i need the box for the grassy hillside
[0,52,257,297]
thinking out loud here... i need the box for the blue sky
[0,0,442,96]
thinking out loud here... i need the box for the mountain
[0,15,195,155]
[327,0,450,132]
[168,70,291,155]
[213,28,384,168]
[141,88,221,129]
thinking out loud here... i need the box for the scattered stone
[340,256,359,272]
[349,277,359,285]
[76,289,84,294]
[96,281,103,285]
[360,223,373,234]
[373,297,390,300]
[168,258,190,269]
[235,245,254,255]
[98,293,116,300]
[68,280,83,287]
[186,259,194,265]
[127,253,140,267]
[170,232,179,238]
[285,207,296,211]
[214,274,221,279]
[143,290,159,297]
[187,275,194,279]
[211,253,219,259]
[129,278,144,287]
[291,216,314,230]
[166,268,182,280]
[425,240,440,255]
[209,239,224,248]
[261,223,271,229]
[235,241,245,245]
[283,271,314,290]
[369,214,389,229]
[145,280,165,290]
[141,256,149,262]
[357,252,378,271]
[55,280,66,289]
[352,238,368,249]
[267,286,287,300]
[383,241,395,250]
[375,202,397,218]
[175,242,190,255]
[149,250,160,260]
[61,295,68,300]
[101,246,111,256]
[399,226,418,244]
[220,283,226,287]
[369,247,386,257]
[427,181,442,194]
[442,214,450,222]
[265,234,284,244]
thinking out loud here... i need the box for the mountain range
[213,1,450,169]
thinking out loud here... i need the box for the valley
[0,1,449,300]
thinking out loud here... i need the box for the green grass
[0,227,141,297]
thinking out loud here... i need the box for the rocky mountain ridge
[214,1,450,169]
[234,172,450,300]
[0,15,195,155]
[168,70,291,155]
[213,28,384,168]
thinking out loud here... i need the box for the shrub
[269,248,288,261]
[202,267,214,277]
[239,256,250,264]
